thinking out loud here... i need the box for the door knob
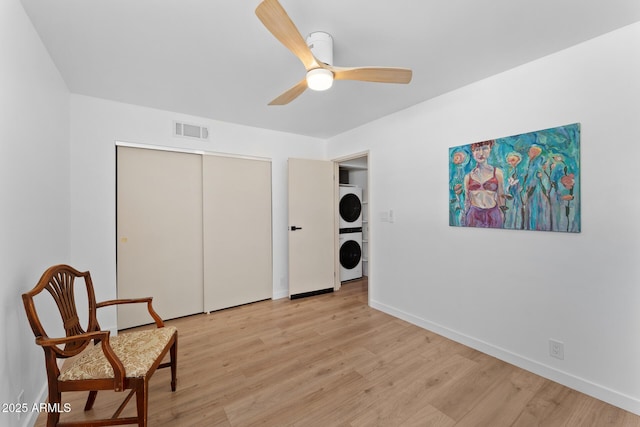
[290,226,303,231]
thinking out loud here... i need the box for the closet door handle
[290,226,303,231]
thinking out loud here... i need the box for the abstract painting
[449,123,580,232]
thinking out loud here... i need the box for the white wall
[327,22,640,414]
[0,1,71,426]
[69,95,325,332]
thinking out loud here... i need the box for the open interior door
[288,158,336,298]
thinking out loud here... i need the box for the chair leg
[46,388,61,427]
[170,337,178,392]
[84,390,98,411]
[136,380,148,427]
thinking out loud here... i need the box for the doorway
[285,154,369,299]
[336,154,369,289]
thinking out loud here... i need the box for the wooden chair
[22,264,178,427]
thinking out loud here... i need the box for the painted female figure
[463,140,506,228]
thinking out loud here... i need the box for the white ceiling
[20,0,640,139]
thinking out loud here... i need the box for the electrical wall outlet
[549,339,564,360]
[380,210,395,223]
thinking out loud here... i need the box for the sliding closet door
[117,147,204,329]
[203,155,272,312]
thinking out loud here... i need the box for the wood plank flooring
[35,278,640,426]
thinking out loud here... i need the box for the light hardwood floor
[35,278,640,426]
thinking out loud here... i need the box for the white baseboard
[370,299,640,416]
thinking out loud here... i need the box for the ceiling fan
[255,0,413,105]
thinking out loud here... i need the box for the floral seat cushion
[59,326,177,381]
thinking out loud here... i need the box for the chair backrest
[22,264,100,354]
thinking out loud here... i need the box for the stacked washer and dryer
[339,185,363,282]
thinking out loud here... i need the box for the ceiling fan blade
[256,0,319,70]
[268,78,308,105]
[330,66,413,84]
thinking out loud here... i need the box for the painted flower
[452,151,467,165]
[454,183,463,195]
[553,155,563,162]
[560,173,575,190]
[561,195,574,201]
[506,153,521,168]
[528,145,542,160]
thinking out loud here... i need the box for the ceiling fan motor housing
[306,31,333,65]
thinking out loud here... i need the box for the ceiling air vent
[174,121,209,140]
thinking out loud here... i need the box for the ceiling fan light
[306,68,333,91]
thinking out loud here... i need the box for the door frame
[332,150,370,296]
